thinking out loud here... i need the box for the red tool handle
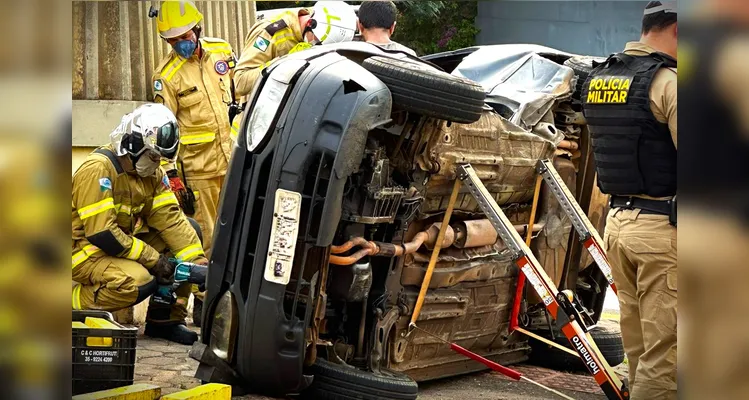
[450,343,522,381]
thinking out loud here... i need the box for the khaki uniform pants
[72,232,191,324]
[604,208,677,400]
[189,175,224,300]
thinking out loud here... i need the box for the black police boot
[192,298,203,328]
[144,322,198,345]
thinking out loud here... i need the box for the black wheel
[528,323,625,371]
[303,358,418,400]
[362,56,486,124]
[563,55,607,102]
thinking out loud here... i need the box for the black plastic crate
[72,310,138,395]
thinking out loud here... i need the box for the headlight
[246,79,286,151]
[246,59,308,151]
[209,291,237,362]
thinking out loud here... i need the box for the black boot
[144,322,198,345]
[192,298,203,328]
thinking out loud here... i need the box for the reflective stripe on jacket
[72,145,205,269]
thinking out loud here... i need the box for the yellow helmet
[157,0,203,39]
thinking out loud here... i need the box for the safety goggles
[127,121,180,161]
[153,120,179,160]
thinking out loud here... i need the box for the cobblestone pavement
[133,328,204,396]
[133,323,624,399]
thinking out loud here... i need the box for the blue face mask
[173,39,197,58]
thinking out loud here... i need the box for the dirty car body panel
[195,42,611,396]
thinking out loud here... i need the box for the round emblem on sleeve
[215,60,229,75]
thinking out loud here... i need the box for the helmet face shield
[110,103,180,161]
[155,120,179,160]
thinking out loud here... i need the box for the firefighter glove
[152,255,176,285]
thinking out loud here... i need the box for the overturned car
[190,42,620,399]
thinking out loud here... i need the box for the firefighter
[72,104,207,345]
[151,0,238,326]
[233,1,358,98]
[581,2,677,399]
[357,1,416,56]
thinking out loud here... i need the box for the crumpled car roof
[450,44,579,130]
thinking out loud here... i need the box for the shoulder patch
[254,36,270,52]
[264,19,289,36]
[154,79,163,91]
[162,175,171,190]
[99,177,113,192]
[214,60,229,75]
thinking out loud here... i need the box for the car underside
[191,42,616,399]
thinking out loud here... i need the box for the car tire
[563,56,608,102]
[528,323,625,371]
[362,56,486,124]
[303,358,418,400]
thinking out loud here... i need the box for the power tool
[152,261,208,305]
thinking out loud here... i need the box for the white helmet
[110,103,180,161]
[310,1,357,44]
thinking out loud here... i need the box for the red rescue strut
[456,163,629,400]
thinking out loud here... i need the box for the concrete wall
[72,1,257,172]
[72,1,256,102]
[475,1,649,57]
[72,100,148,172]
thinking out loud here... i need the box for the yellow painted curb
[160,383,231,399]
[72,384,161,400]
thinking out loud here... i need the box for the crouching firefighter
[581,2,677,399]
[72,103,208,345]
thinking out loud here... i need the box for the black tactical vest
[582,52,677,197]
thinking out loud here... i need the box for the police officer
[233,1,358,98]
[357,1,416,56]
[581,2,677,399]
[151,0,238,326]
[72,104,207,345]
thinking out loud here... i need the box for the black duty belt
[609,195,672,216]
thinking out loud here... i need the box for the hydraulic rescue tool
[537,159,617,295]
[152,261,208,305]
[510,159,619,335]
[409,161,629,400]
